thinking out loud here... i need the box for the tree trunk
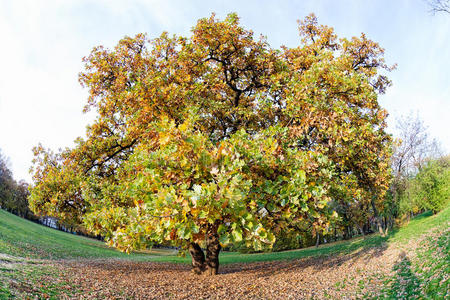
[315,233,320,248]
[188,242,205,274]
[370,198,384,236]
[343,225,351,240]
[334,227,337,242]
[357,224,366,239]
[205,224,221,275]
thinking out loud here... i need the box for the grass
[361,207,450,299]
[0,255,80,299]
[375,225,449,299]
[0,209,174,260]
[388,207,449,244]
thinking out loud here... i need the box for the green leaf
[217,224,227,234]
[298,170,306,182]
[232,229,243,242]
[198,210,207,219]
[219,233,230,245]
[191,224,199,234]
[301,202,308,212]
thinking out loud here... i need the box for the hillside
[0,209,175,260]
[0,207,449,299]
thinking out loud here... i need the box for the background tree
[0,150,35,219]
[29,13,393,275]
[409,155,449,213]
[0,151,15,210]
[389,114,442,219]
[392,114,441,177]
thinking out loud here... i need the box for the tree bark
[343,225,351,240]
[357,224,366,239]
[370,198,384,235]
[188,242,205,274]
[205,224,221,275]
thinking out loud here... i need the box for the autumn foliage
[29,13,393,275]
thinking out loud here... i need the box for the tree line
[0,151,35,220]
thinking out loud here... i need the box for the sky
[0,0,449,182]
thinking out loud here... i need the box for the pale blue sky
[0,0,449,182]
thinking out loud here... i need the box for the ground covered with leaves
[1,209,448,299]
[55,245,399,299]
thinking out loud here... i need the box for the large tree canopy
[29,13,393,275]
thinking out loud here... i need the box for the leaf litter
[3,226,448,299]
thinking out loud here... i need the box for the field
[0,207,448,299]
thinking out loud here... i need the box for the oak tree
[29,13,393,275]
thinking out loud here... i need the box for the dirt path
[56,242,406,299]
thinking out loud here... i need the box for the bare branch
[427,0,450,14]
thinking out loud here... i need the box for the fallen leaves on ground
[54,244,403,299]
[3,226,448,299]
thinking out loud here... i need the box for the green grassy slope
[0,209,173,260]
[369,207,450,299]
